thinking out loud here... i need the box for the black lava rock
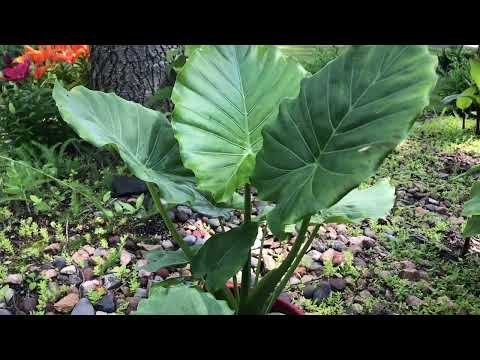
[303,285,316,299]
[96,293,116,313]
[112,175,147,197]
[52,256,67,270]
[312,281,332,304]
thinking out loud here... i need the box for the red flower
[2,58,30,81]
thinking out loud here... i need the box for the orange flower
[33,65,50,79]
[21,45,90,73]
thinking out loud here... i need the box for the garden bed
[2,116,480,315]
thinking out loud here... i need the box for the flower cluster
[1,45,90,82]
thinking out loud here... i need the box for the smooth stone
[312,281,332,304]
[329,278,347,291]
[44,243,61,254]
[124,239,138,251]
[262,254,276,271]
[351,303,363,314]
[0,309,12,315]
[183,235,197,245]
[289,277,301,286]
[80,280,101,295]
[120,250,133,266]
[134,288,148,299]
[96,293,116,313]
[207,218,220,227]
[60,265,77,275]
[19,296,37,313]
[332,241,346,252]
[176,206,193,222]
[196,237,207,246]
[309,262,323,271]
[54,293,80,313]
[52,256,67,270]
[6,274,23,285]
[161,240,175,250]
[68,275,82,286]
[81,267,94,281]
[406,295,424,306]
[112,175,147,196]
[303,285,316,299]
[400,269,420,281]
[103,274,121,290]
[40,269,58,279]
[71,298,95,315]
[363,228,376,239]
[309,250,322,261]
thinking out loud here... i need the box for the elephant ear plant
[442,57,480,133]
[53,45,437,315]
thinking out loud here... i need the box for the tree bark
[89,45,180,106]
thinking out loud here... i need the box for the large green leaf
[133,285,234,315]
[142,247,201,273]
[463,216,480,237]
[172,45,308,203]
[184,45,201,58]
[53,83,198,206]
[312,178,395,224]
[276,45,321,62]
[463,182,480,216]
[470,58,480,90]
[252,45,438,238]
[191,221,259,291]
[462,182,480,237]
[456,87,476,110]
[191,191,243,218]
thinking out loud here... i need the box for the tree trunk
[89,45,180,106]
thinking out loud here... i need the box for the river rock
[54,293,79,313]
[71,298,95,315]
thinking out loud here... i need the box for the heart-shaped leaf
[190,191,243,219]
[172,45,308,203]
[191,221,259,291]
[53,83,198,206]
[456,86,477,110]
[463,182,480,237]
[463,182,480,216]
[253,45,438,238]
[143,247,201,273]
[312,178,395,224]
[133,285,234,315]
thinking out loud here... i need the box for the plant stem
[147,183,238,310]
[265,220,319,314]
[145,182,194,259]
[232,272,240,304]
[461,237,471,257]
[254,225,266,287]
[240,183,252,305]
